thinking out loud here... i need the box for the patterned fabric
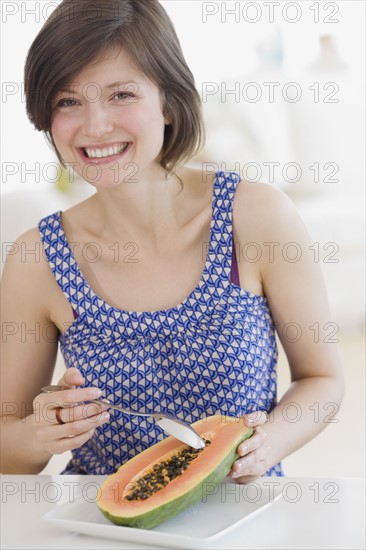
[38,171,283,477]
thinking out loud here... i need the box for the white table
[0,475,364,549]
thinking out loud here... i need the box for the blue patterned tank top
[38,171,283,477]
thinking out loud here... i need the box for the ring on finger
[55,406,65,425]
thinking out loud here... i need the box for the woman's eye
[56,98,78,108]
[112,92,136,103]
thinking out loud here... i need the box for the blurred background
[1,1,364,477]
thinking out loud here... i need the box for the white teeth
[84,143,129,159]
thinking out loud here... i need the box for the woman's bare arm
[230,182,345,481]
[0,227,59,473]
[1,228,111,474]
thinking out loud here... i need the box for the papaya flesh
[96,414,253,529]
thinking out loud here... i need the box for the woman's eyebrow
[57,80,142,93]
[108,80,142,88]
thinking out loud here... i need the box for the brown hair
[24,0,205,177]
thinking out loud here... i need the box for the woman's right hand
[31,367,110,455]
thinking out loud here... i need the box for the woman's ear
[160,90,172,125]
[163,110,172,125]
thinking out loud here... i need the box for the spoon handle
[90,398,152,418]
[41,384,205,449]
[41,386,154,418]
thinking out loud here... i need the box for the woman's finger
[230,458,270,483]
[44,428,97,455]
[51,401,110,424]
[237,426,267,456]
[36,386,102,410]
[37,412,110,444]
[243,411,269,427]
[56,431,96,454]
[33,386,104,432]
[57,367,85,389]
[56,411,110,437]
[230,445,271,478]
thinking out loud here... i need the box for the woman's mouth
[79,141,132,163]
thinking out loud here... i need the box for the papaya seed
[124,440,212,501]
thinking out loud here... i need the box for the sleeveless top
[38,171,283,477]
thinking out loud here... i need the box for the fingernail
[240,444,248,454]
[91,388,102,397]
[100,412,110,421]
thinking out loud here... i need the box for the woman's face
[51,48,169,187]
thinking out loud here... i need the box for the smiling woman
[49,49,170,188]
[23,0,204,178]
[0,0,344,482]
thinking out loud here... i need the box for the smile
[81,141,132,160]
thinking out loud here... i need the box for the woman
[0,0,344,481]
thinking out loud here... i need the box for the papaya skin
[97,415,253,529]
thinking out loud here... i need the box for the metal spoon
[42,385,206,450]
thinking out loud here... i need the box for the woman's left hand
[228,411,271,483]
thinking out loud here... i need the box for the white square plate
[43,479,282,549]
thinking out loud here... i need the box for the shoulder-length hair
[24,0,205,177]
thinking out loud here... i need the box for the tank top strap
[38,211,92,318]
[209,171,242,285]
[37,172,242,323]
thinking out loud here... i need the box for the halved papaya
[97,414,253,529]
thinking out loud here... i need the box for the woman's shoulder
[234,177,299,240]
[236,177,293,212]
[182,167,294,211]
[3,224,60,286]
[178,167,298,239]
[6,225,48,267]
[1,225,58,320]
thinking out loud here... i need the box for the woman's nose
[81,103,114,138]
